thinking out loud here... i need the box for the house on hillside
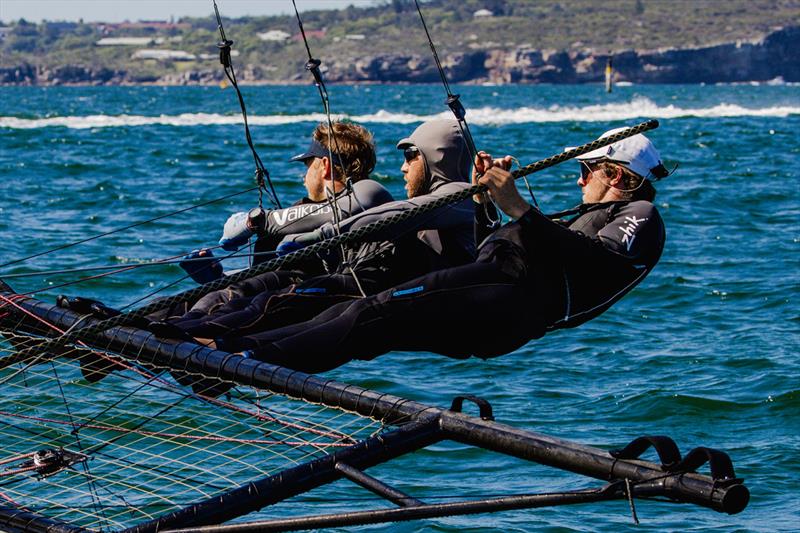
[292,29,325,41]
[115,21,190,31]
[199,50,240,60]
[132,49,196,61]
[257,30,290,42]
[97,20,190,35]
[96,37,154,46]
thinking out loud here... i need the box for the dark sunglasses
[579,160,595,180]
[403,147,420,163]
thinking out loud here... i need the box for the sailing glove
[275,240,304,257]
[180,249,223,284]
[275,229,324,256]
[219,211,253,251]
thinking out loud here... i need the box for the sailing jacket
[252,179,393,264]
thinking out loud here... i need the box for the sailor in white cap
[572,128,670,204]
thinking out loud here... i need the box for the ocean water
[0,83,798,532]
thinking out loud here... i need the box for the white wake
[2,97,798,129]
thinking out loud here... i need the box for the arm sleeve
[316,182,474,243]
[260,180,394,244]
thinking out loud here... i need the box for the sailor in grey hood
[285,118,476,279]
[397,118,472,193]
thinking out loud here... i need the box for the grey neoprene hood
[396,119,471,191]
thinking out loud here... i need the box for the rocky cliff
[2,26,797,86]
[322,25,800,84]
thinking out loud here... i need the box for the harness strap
[610,435,682,470]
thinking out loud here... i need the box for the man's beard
[406,175,428,198]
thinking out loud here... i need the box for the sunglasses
[579,160,596,180]
[403,147,420,163]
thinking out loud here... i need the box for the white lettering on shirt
[619,215,647,252]
[272,204,332,226]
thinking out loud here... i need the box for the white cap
[569,128,668,180]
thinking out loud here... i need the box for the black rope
[291,0,369,293]
[212,0,281,210]
[84,386,196,457]
[117,247,238,311]
[1,249,281,281]
[18,250,203,298]
[290,0,348,205]
[0,187,257,272]
[1,120,658,369]
[3,252,224,280]
[413,0,479,160]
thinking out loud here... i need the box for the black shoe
[57,295,121,320]
[147,321,196,342]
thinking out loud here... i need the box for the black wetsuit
[214,200,665,373]
[251,180,390,265]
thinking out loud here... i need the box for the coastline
[2,26,797,87]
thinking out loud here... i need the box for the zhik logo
[619,215,647,251]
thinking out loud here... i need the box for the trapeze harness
[214,199,666,373]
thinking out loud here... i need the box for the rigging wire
[0,6,446,304]
[6,308,352,444]
[17,250,201,297]
[212,0,281,210]
[49,359,110,528]
[0,187,258,272]
[411,0,508,219]
[412,0,479,160]
[290,0,346,229]
[1,250,228,280]
[290,0,367,296]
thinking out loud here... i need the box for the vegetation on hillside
[1,0,798,81]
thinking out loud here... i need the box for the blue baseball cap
[290,139,342,166]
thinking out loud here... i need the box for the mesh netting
[0,294,387,531]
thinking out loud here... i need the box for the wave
[2,97,798,129]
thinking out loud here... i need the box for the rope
[1,295,355,446]
[0,411,352,449]
[290,0,367,294]
[413,0,479,160]
[212,0,281,210]
[0,120,658,369]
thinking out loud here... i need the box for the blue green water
[0,84,798,531]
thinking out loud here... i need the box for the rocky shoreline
[1,26,797,86]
